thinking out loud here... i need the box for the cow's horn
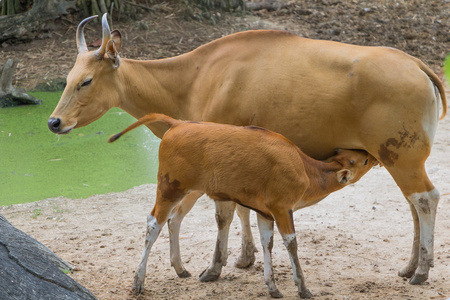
[77,15,98,54]
[95,13,112,58]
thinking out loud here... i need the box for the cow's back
[185,31,441,160]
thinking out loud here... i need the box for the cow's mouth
[59,122,77,134]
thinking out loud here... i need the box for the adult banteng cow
[48,14,447,293]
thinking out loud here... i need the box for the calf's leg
[257,214,283,298]
[133,187,186,295]
[274,210,312,299]
[168,191,203,278]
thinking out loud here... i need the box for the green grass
[444,53,450,86]
[0,91,160,206]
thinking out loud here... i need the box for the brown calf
[109,113,377,298]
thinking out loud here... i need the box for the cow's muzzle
[48,117,62,133]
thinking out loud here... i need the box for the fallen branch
[245,1,291,11]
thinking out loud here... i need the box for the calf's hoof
[409,273,428,285]
[269,289,284,298]
[398,266,416,278]
[176,270,192,278]
[199,268,220,282]
[235,253,256,268]
[299,289,313,299]
[132,276,145,295]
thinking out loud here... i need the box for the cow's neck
[117,56,194,122]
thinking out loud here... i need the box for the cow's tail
[108,113,182,143]
[410,56,447,120]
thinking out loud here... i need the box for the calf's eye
[364,159,368,165]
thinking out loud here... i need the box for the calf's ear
[336,169,353,185]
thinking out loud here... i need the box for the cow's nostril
[48,118,61,133]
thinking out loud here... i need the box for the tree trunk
[0,59,42,107]
[0,214,97,299]
[0,0,76,44]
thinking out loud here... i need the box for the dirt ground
[1,118,450,300]
[1,1,450,299]
[1,0,449,89]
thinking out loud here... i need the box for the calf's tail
[108,113,181,143]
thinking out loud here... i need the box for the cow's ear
[110,30,122,53]
[106,30,121,68]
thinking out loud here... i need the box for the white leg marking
[281,232,312,298]
[406,188,439,283]
[168,191,202,278]
[133,214,164,294]
[399,202,420,278]
[257,215,282,298]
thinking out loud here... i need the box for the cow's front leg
[235,205,257,268]
[199,201,235,282]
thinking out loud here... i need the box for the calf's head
[48,14,122,134]
[328,149,378,185]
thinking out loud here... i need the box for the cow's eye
[350,160,354,165]
[81,78,92,87]
[364,159,368,165]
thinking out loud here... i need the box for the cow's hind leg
[132,187,187,295]
[398,202,420,278]
[168,191,203,278]
[199,201,236,282]
[405,188,439,284]
[235,205,257,268]
[385,163,439,285]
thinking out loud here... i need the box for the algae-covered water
[0,92,160,206]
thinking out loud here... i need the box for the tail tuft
[108,132,122,143]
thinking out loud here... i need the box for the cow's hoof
[177,270,192,278]
[199,268,220,282]
[299,289,313,299]
[409,273,428,285]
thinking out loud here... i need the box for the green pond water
[0,91,160,206]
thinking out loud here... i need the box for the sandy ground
[2,97,450,299]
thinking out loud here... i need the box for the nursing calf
[109,113,377,298]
